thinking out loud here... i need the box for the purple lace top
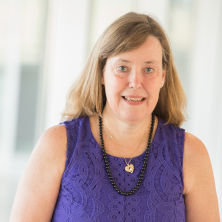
[51,116,186,221]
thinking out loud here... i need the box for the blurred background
[0,0,221,220]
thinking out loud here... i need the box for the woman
[10,12,220,221]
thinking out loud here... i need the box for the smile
[122,96,145,101]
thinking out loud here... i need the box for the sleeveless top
[51,116,186,222]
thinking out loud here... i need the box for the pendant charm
[125,164,134,173]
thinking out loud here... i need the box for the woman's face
[102,35,166,122]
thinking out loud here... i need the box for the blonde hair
[61,12,186,126]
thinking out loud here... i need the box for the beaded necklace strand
[98,113,155,196]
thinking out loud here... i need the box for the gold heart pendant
[125,164,134,173]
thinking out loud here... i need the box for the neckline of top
[86,115,162,161]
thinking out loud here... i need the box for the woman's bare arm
[183,132,220,222]
[10,125,67,222]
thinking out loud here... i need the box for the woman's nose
[128,70,142,89]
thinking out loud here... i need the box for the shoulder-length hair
[61,12,186,126]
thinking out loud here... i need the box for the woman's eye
[145,67,153,73]
[117,66,127,72]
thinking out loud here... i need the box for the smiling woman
[10,12,220,222]
[62,12,185,126]
[102,35,165,122]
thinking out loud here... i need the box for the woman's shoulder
[41,124,67,147]
[40,121,68,143]
[183,132,211,195]
[39,116,89,158]
[184,132,209,167]
[35,124,67,169]
[184,132,208,155]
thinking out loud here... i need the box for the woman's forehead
[107,36,163,64]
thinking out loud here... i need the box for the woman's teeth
[123,96,144,101]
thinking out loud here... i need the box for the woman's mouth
[122,96,146,104]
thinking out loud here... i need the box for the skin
[102,36,165,124]
[10,36,220,221]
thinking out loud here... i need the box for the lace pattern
[51,116,186,222]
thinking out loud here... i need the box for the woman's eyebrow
[115,58,131,63]
[144,60,159,64]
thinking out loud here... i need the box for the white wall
[43,0,89,128]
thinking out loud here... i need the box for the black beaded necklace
[98,113,155,196]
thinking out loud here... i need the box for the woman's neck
[101,107,153,147]
[89,111,157,158]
